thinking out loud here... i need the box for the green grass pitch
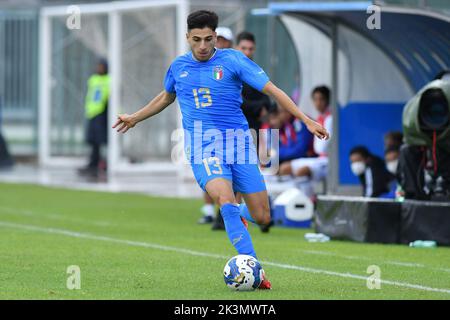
[0,182,449,300]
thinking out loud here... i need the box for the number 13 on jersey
[202,157,222,176]
[193,88,212,108]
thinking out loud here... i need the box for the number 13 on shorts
[202,157,223,176]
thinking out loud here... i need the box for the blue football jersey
[164,48,269,163]
[164,48,269,132]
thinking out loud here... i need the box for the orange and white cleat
[258,271,272,290]
[240,216,249,229]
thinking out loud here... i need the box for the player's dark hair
[311,85,331,104]
[187,10,218,31]
[350,146,371,159]
[237,31,255,44]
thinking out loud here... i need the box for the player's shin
[220,203,257,258]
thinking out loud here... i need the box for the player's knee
[217,194,235,207]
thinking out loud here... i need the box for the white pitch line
[1,221,450,295]
[4,206,448,273]
[300,249,450,272]
[0,206,114,227]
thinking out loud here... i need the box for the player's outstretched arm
[112,90,176,133]
[262,81,330,140]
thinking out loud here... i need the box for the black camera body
[399,80,450,201]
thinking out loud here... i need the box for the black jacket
[241,83,271,132]
[358,155,392,197]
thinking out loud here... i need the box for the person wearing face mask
[385,146,399,176]
[379,146,401,199]
[349,146,392,198]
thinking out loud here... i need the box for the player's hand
[306,119,330,140]
[112,114,137,133]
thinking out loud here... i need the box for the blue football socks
[239,203,256,224]
[220,203,257,258]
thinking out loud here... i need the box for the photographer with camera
[399,75,450,202]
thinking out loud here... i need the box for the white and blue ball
[223,254,263,291]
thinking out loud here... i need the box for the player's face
[237,40,255,59]
[187,28,217,61]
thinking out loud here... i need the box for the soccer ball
[223,254,263,291]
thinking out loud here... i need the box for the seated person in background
[385,145,400,177]
[260,103,314,166]
[384,131,403,151]
[349,146,392,198]
[277,86,332,183]
[381,131,405,199]
[379,145,401,199]
[259,104,314,231]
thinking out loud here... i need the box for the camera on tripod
[399,78,450,201]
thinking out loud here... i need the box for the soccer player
[199,26,234,228]
[113,10,329,289]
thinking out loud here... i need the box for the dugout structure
[253,1,450,193]
[39,0,189,177]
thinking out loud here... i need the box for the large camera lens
[419,88,449,132]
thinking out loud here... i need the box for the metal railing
[0,10,38,122]
[0,10,38,155]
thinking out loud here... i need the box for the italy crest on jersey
[213,66,224,80]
